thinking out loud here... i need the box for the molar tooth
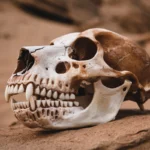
[26,83,34,101]
[18,84,24,93]
[55,101,59,107]
[50,101,54,107]
[5,85,10,102]
[42,100,46,107]
[65,94,69,100]
[53,91,58,99]
[46,100,50,107]
[70,93,75,99]
[68,102,73,107]
[13,84,18,93]
[37,100,41,108]
[35,76,41,84]
[41,88,46,96]
[63,101,67,107]
[74,101,79,107]
[35,86,40,95]
[47,90,52,98]
[59,93,65,100]
[29,97,36,111]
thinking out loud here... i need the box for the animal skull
[5,28,150,130]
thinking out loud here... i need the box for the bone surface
[5,28,150,130]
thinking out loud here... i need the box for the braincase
[95,30,150,86]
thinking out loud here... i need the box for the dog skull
[5,28,150,130]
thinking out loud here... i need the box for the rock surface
[0,110,150,150]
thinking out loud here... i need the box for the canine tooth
[29,97,36,111]
[42,100,46,107]
[59,93,65,100]
[53,91,58,99]
[35,86,40,95]
[47,90,52,98]
[41,88,46,96]
[74,101,79,106]
[18,84,24,93]
[37,100,41,108]
[55,101,59,107]
[5,85,10,102]
[68,102,73,107]
[63,101,67,107]
[50,101,54,107]
[13,84,18,93]
[70,93,75,99]
[65,94,69,100]
[26,83,33,101]
[46,100,50,107]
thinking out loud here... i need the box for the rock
[0,109,150,150]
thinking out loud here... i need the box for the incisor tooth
[26,83,33,101]
[59,93,65,100]
[53,91,58,99]
[47,90,52,98]
[10,85,14,93]
[4,85,10,102]
[29,97,36,111]
[10,99,15,110]
[70,93,75,99]
[41,88,46,96]
[18,84,24,93]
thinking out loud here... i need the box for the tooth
[55,101,59,107]
[33,112,38,119]
[41,88,46,96]
[10,85,14,93]
[46,100,50,107]
[26,83,34,101]
[26,102,29,108]
[18,84,24,93]
[53,91,58,99]
[59,93,65,100]
[42,100,46,107]
[5,85,10,102]
[47,90,52,98]
[37,100,41,108]
[13,84,18,93]
[63,101,67,107]
[23,102,26,108]
[59,100,63,107]
[29,97,36,111]
[65,94,69,100]
[70,93,75,99]
[35,86,40,95]
[68,102,73,107]
[10,99,15,110]
[50,101,54,107]
[74,101,79,106]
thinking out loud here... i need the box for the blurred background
[0,0,150,127]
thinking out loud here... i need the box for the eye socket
[14,49,34,75]
[68,37,97,61]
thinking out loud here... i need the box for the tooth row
[5,83,76,102]
[12,99,79,110]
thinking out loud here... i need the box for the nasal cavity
[55,62,70,74]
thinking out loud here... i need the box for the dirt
[0,1,150,150]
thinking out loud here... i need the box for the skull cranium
[5,28,150,130]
